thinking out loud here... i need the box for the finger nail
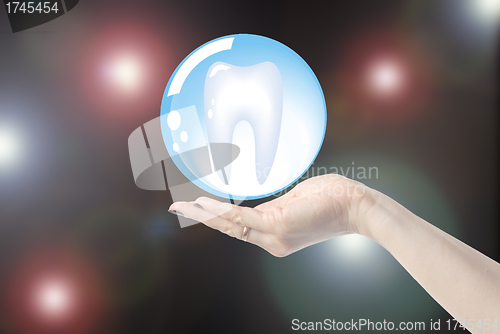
[193,203,203,210]
[168,210,184,217]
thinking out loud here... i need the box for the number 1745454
[6,2,59,14]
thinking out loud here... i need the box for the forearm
[358,189,500,329]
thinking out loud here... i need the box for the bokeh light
[0,128,22,170]
[330,234,380,264]
[367,58,405,97]
[472,0,500,23]
[5,250,104,333]
[78,19,178,119]
[34,277,74,319]
[336,29,432,125]
[0,99,56,203]
[403,0,498,84]
[103,55,143,93]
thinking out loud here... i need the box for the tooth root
[205,61,283,186]
[254,116,281,184]
[219,167,230,185]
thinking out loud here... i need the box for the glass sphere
[160,34,326,200]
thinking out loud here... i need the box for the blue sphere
[161,34,326,200]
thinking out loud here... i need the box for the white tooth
[205,61,283,185]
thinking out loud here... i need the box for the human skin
[170,174,500,332]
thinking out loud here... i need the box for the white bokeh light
[367,59,404,96]
[473,0,500,22]
[108,56,142,92]
[0,129,22,169]
[331,234,379,262]
[35,279,73,318]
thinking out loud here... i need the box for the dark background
[0,0,497,333]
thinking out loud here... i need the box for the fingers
[169,201,218,222]
[194,197,272,232]
[170,201,276,249]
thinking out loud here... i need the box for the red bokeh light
[34,277,74,320]
[336,29,433,125]
[78,19,178,120]
[366,58,406,96]
[5,250,105,334]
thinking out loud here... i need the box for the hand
[169,174,373,257]
[173,174,500,323]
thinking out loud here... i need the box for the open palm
[170,174,370,257]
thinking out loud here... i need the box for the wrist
[351,186,401,243]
